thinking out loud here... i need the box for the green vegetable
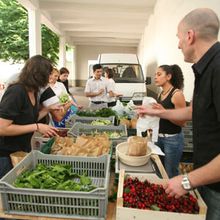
[13,163,96,192]
[150,204,160,211]
[91,119,111,126]
[80,174,92,185]
[59,92,70,103]
[77,108,117,117]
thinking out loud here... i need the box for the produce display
[123,176,199,214]
[14,163,96,192]
[78,129,125,139]
[91,119,112,126]
[51,134,110,156]
[77,108,117,117]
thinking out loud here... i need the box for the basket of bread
[49,134,111,157]
[116,136,152,166]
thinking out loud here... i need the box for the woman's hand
[37,123,58,137]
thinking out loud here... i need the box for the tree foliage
[0,0,59,64]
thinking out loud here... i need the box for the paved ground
[70,86,90,109]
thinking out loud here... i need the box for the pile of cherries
[123,177,199,214]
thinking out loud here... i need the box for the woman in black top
[154,64,186,178]
[58,67,71,94]
[0,55,58,178]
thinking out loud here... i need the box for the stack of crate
[180,121,193,171]
[182,121,193,152]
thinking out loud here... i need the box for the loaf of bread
[127,136,147,156]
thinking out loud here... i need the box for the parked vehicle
[90,53,147,102]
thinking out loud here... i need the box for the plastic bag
[112,100,124,116]
[136,97,159,142]
[124,100,137,118]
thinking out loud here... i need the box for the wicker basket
[116,142,152,166]
[9,151,28,167]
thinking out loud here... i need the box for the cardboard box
[116,170,207,220]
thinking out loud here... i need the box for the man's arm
[85,89,104,97]
[189,154,220,187]
[165,154,220,198]
[137,105,192,121]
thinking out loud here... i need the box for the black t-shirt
[0,84,38,156]
[157,88,181,134]
[192,42,220,192]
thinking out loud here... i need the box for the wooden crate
[116,170,207,220]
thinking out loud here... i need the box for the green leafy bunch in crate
[79,128,125,139]
[13,163,96,192]
[90,119,112,126]
[77,108,117,117]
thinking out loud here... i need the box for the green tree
[0,0,59,64]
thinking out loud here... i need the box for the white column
[59,36,66,68]
[28,8,42,57]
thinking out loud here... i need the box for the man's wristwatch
[181,174,192,190]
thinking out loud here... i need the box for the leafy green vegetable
[80,174,92,185]
[59,92,70,103]
[77,108,117,117]
[151,204,160,211]
[13,163,96,192]
[91,119,111,126]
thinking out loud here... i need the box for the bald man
[137,8,220,220]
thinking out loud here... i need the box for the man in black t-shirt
[137,8,220,220]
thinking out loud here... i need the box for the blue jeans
[156,132,184,178]
[198,186,220,220]
[0,156,13,179]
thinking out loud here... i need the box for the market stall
[0,154,166,220]
[0,108,206,220]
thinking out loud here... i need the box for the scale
[115,156,163,178]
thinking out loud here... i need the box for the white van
[97,53,146,102]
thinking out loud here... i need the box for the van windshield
[102,64,144,83]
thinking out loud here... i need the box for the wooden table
[0,155,166,220]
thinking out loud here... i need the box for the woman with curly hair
[154,64,186,178]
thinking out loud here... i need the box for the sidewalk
[70,86,89,108]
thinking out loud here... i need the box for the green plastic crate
[65,115,115,128]
[68,122,127,139]
[0,151,110,219]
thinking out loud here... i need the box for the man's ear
[187,29,196,45]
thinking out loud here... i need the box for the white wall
[138,0,220,101]
[75,45,137,84]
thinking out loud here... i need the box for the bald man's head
[180,8,219,41]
